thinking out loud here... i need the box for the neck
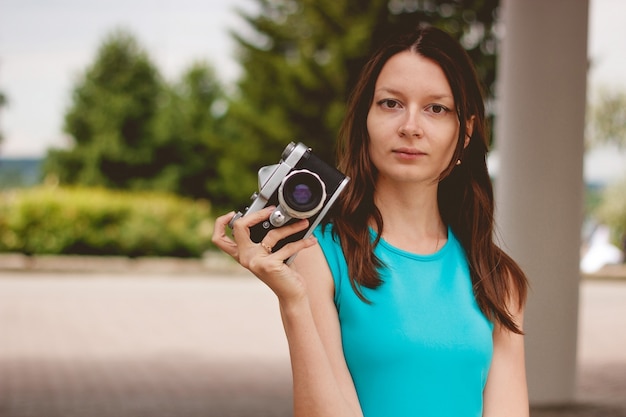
[372,179,447,254]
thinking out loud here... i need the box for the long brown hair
[329,25,528,334]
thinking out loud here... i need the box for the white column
[494,0,589,405]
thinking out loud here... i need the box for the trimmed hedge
[0,187,213,257]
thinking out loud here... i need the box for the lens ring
[278,169,326,219]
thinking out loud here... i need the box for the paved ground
[0,269,624,417]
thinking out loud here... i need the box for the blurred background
[0,0,625,266]
[0,0,624,416]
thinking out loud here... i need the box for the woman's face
[366,51,469,186]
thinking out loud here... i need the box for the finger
[262,218,310,247]
[272,235,318,263]
[212,212,239,256]
[212,212,236,240]
[214,211,236,229]
[230,206,276,244]
[233,206,276,229]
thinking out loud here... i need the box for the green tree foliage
[0,90,7,146]
[595,177,626,247]
[587,88,626,245]
[151,62,228,200]
[43,30,227,203]
[44,29,163,189]
[222,0,499,209]
[587,87,626,149]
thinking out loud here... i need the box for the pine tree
[43,30,227,202]
[150,62,227,200]
[44,29,163,189]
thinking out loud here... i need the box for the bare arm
[483,297,529,416]
[287,242,363,417]
[212,209,363,417]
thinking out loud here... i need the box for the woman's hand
[214,208,363,417]
[212,207,318,302]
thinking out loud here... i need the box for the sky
[0,0,625,183]
[0,0,257,157]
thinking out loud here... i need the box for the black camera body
[229,142,349,264]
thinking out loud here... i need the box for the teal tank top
[313,224,493,417]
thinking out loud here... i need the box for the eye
[427,104,451,114]
[377,99,402,109]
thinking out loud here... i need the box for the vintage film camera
[229,142,350,264]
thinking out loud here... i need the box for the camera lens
[291,184,313,205]
[278,169,326,219]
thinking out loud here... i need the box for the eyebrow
[373,87,454,101]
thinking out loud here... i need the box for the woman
[213,25,529,417]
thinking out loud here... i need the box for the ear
[464,116,475,149]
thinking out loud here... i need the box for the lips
[392,147,426,157]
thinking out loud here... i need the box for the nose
[398,110,424,138]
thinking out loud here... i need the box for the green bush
[0,186,213,257]
[595,177,626,246]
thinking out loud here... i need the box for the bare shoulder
[292,242,335,300]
